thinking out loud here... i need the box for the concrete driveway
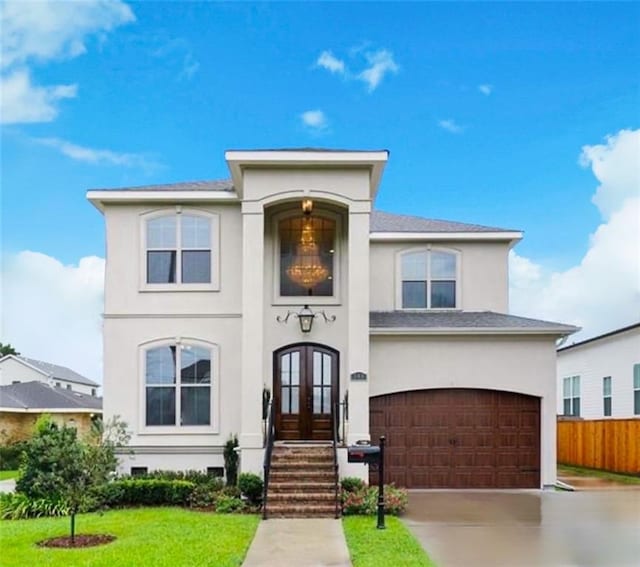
[403,490,640,567]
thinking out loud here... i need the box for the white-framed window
[602,376,612,417]
[634,364,640,416]
[142,209,219,290]
[398,247,459,309]
[563,375,580,417]
[144,342,213,427]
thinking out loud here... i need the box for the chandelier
[286,199,329,290]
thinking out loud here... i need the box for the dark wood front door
[274,344,338,441]
[370,388,541,488]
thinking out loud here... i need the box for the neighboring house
[0,355,100,397]
[87,149,576,489]
[557,322,640,419]
[0,381,102,443]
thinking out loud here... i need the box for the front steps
[265,443,339,518]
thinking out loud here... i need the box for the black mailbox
[347,444,380,464]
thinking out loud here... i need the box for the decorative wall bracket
[276,304,336,333]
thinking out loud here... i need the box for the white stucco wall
[369,240,510,312]
[370,334,559,487]
[557,326,640,419]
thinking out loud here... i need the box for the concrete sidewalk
[0,479,15,493]
[242,518,351,567]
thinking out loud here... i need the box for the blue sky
[1,1,639,380]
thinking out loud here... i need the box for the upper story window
[144,211,218,287]
[279,201,335,297]
[145,342,212,427]
[563,375,580,417]
[400,248,458,309]
[602,376,612,417]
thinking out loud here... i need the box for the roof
[370,311,579,335]
[12,356,99,387]
[558,321,640,352]
[89,179,234,193]
[370,211,515,233]
[0,381,102,412]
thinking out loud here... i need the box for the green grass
[558,464,640,485]
[1,507,260,567]
[0,470,19,480]
[343,516,436,567]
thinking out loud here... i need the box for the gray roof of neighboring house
[0,381,102,411]
[370,311,579,333]
[370,211,516,233]
[558,321,640,352]
[16,356,99,387]
[90,179,235,192]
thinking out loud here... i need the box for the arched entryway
[370,388,541,488]
[274,343,339,441]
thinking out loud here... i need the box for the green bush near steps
[341,479,408,516]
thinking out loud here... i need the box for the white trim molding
[370,231,523,243]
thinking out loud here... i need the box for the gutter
[369,326,579,336]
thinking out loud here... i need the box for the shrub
[104,479,195,507]
[121,470,223,489]
[341,476,366,493]
[238,473,263,505]
[224,435,239,486]
[188,484,219,509]
[0,492,70,520]
[215,494,245,513]
[0,443,26,471]
[341,484,408,516]
[220,485,241,498]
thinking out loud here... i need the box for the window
[603,376,612,417]
[55,381,61,388]
[279,215,335,296]
[563,376,580,416]
[11,380,20,384]
[145,343,212,427]
[400,249,457,309]
[634,364,640,415]
[91,388,96,397]
[145,212,215,285]
[207,467,224,478]
[131,467,148,477]
[66,384,72,390]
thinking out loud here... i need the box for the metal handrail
[262,400,275,520]
[332,402,340,518]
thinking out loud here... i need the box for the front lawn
[0,470,19,480]
[558,464,640,485]
[343,516,436,567]
[2,507,259,567]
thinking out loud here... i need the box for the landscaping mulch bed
[37,534,116,548]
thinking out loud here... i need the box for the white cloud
[510,129,640,341]
[151,37,200,81]
[478,84,493,96]
[0,69,77,123]
[1,252,105,383]
[317,51,345,74]
[357,49,398,92]
[438,119,463,134]
[315,47,398,92]
[301,109,328,131]
[1,0,135,69]
[579,129,640,220]
[34,137,161,171]
[0,0,134,124]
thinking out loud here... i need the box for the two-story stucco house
[87,149,576,494]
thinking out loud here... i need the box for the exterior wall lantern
[277,304,336,333]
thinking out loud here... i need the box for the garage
[369,388,540,489]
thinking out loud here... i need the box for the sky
[1,1,639,383]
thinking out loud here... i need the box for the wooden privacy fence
[557,418,640,474]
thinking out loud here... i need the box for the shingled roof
[0,381,102,411]
[370,211,515,233]
[370,311,578,334]
[90,179,235,192]
[16,356,99,387]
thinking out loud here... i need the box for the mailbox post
[347,436,386,529]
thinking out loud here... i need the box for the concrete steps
[265,444,339,519]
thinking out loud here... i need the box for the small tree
[223,435,239,487]
[0,343,19,357]
[17,415,129,543]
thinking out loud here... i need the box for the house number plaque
[350,372,367,381]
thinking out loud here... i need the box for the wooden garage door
[369,389,540,489]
